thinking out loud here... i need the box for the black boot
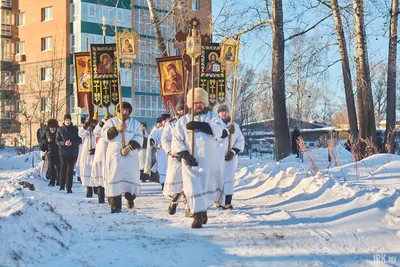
[110,196,122,213]
[98,186,105,204]
[86,186,93,198]
[115,195,122,212]
[224,195,233,210]
[191,213,203,228]
[93,187,98,195]
[168,202,178,215]
[125,193,136,209]
[201,211,208,224]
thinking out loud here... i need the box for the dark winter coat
[39,129,59,157]
[56,123,81,157]
[292,129,301,153]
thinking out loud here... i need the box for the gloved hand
[129,140,141,149]
[116,123,127,132]
[83,121,90,130]
[227,125,235,134]
[186,121,200,130]
[225,150,236,161]
[186,121,213,135]
[120,144,133,156]
[177,151,198,167]
[150,138,155,147]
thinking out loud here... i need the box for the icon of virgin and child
[163,63,183,94]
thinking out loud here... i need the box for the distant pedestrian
[292,126,301,158]
[39,119,60,186]
[56,114,81,193]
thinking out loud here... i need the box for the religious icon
[74,53,92,93]
[97,53,114,74]
[205,52,221,73]
[122,38,133,53]
[156,56,185,96]
[224,46,234,61]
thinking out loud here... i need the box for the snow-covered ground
[0,147,399,267]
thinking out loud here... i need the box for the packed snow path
[1,151,400,266]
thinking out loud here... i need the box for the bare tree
[386,0,398,150]
[147,0,168,56]
[225,66,258,125]
[329,0,359,138]
[353,0,377,144]
[271,0,291,160]
[331,106,350,128]
[371,63,387,123]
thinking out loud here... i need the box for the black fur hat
[47,119,58,128]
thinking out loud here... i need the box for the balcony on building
[1,9,11,37]
[0,0,11,8]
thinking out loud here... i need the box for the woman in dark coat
[39,119,60,186]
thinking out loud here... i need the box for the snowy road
[1,150,400,266]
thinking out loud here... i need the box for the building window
[89,5,96,17]
[16,100,24,113]
[1,39,11,61]
[16,41,25,54]
[16,13,25,26]
[41,67,53,81]
[16,71,25,85]
[70,4,75,18]
[192,0,199,11]
[41,97,51,113]
[1,71,11,86]
[1,10,11,24]
[41,37,52,51]
[41,7,53,22]
[0,101,12,119]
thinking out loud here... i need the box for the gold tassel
[93,106,99,120]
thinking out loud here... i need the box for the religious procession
[36,17,245,229]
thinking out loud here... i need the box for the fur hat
[217,104,229,114]
[161,113,171,121]
[64,114,72,121]
[175,99,185,111]
[186,87,209,108]
[156,117,163,123]
[47,119,58,128]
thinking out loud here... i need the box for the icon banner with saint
[90,44,119,108]
[199,43,226,107]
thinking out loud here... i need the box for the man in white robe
[162,100,190,216]
[144,117,162,182]
[216,104,245,210]
[152,114,171,190]
[139,122,149,182]
[78,118,97,198]
[172,88,225,228]
[102,102,143,213]
[91,114,113,203]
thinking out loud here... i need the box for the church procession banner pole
[219,32,241,155]
[114,24,139,152]
[186,25,202,156]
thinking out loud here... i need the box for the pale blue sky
[211,0,393,107]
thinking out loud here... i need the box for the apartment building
[0,0,211,147]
